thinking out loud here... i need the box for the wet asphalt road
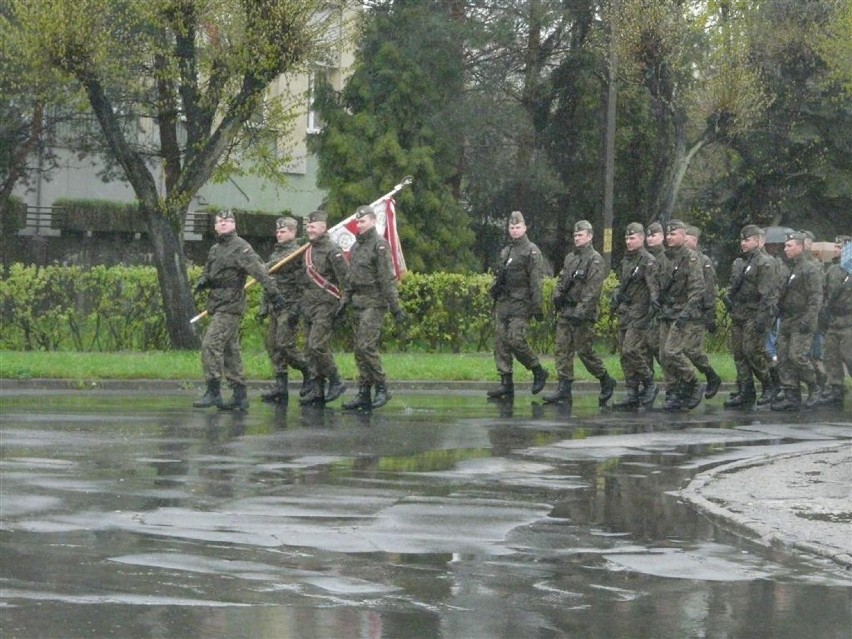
[1,387,850,639]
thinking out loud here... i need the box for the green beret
[646,222,663,235]
[574,219,593,232]
[667,219,687,232]
[308,210,328,223]
[685,225,701,238]
[509,210,525,225]
[216,209,235,220]
[740,224,764,239]
[355,205,374,219]
[624,222,645,237]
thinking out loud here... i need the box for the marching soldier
[260,217,310,404]
[817,235,852,406]
[684,226,722,399]
[644,221,669,403]
[655,219,705,411]
[771,231,823,411]
[193,209,286,411]
[803,230,829,394]
[612,223,659,409]
[543,220,617,405]
[722,225,780,409]
[299,210,349,406]
[486,210,549,400]
[338,205,406,410]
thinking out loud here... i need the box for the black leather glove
[193,276,210,294]
[675,315,688,329]
[798,320,811,334]
[270,293,287,313]
[392,307,407,323]
[705,320,717,334]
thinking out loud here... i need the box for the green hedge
[0,264,731,353]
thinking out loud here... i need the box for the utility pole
[602,0,619,271]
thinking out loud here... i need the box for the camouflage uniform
[658,220,706,409]
[612,224,659,404]
[818,244,852,404]
[341,215,403,408]
[724,227,779,407]
[489,211,547,398]
[544,220,616,404]
[773,238,823,409]
[645,223,669,386]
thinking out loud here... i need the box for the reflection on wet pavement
[1,390,850,638]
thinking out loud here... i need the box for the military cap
[646,222,663,235]
[508,210,525,225]
[801,230,815,242]
[740,224,764,239]
[624,222,645,237]
[276,216,297,230]
[666,219,687,232]
[836,235,852,244]
[355,205,374,219]
[307,210,327,223]
[685,225,701,238]
[574,219,593,232]
[215,209,235,220]
[786,230,805,242]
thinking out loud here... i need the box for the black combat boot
[680,378,704,410]
[598,373,617,405]
[343,382,372,410]
[702,367,721,399]
[219,383,249,411]
[299,368,313,397]
[725,379,755,410]
[768,366,784,402]
[613,380,640,410]
[771,387,801,411]
[638,379,659,408]
[193,378,222,408]
[324,372,346,403]
[804,382,821,408]
[663,385,682,411]
[531,366,549,395]
[817,385,844,407]
[542,380,572,404]
[487,374,514,399]
[756,375,778,406]
[299,377,325,406]
[371,382,391,409]
[262,373,289,403]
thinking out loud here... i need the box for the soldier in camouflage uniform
[299,210,349,406]
[802,230,829,394]
[817,235,852,406]
[487,210,549,400]
[771,231,824,411]
[543,220,617,405]
[338,205,406,411]
[644,221,669,403]
[193,210,286,411]
[722,225,781,409]
[684,226,722,399]
[259,217,310,404]
[655,219,706,411]
[612,222,659,410]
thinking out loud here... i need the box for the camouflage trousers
[776,319,816,389]
[554,318,607,381]
[823,325,852,388]
[264,307,308,376]
[351,306,387,385]
[659,320,702,386]
[201,311,244,386]
[494,314,540,375]
[303,302,340,380]
[618,324,653,382]
[730,319,772,387]
[644,318,670,386]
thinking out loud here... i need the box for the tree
[2,0,345,348]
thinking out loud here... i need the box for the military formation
[193,206,850,413]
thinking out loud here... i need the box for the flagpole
[189,176,414,324]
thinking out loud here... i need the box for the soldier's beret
[509,210,525,225]
[685,225,701,238]
[836,235,852,244]
[624,222,645,237]
[740,224,764,239]
[276,216,297,230]
[786,231,805,242]
[308,210,328,223]
[574,219,593,232]
[666,219,687,232]
[801,230,815,241]
[355,205,374,220]
[216,209,235,220]
[646,222,663,235]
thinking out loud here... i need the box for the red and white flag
[329,198,407,280]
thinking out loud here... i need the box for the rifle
[722,260,752,314]
[611,262,642,311]
[553,257,592,311]
[190,176,414,324]
[490,257,512,301]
